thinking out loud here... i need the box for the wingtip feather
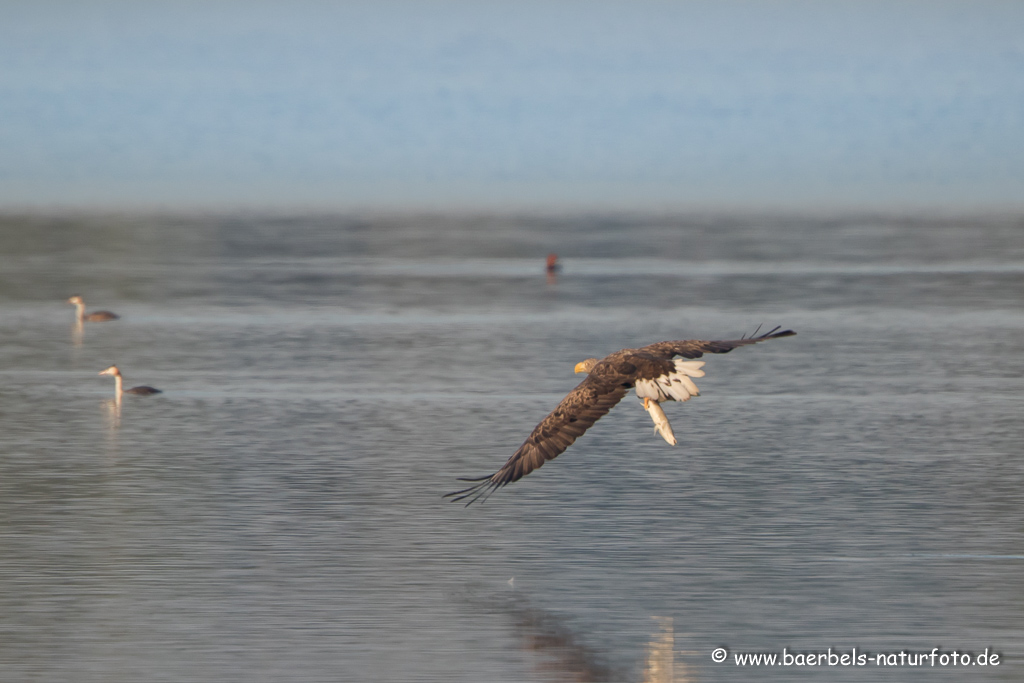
[444,474,503,506]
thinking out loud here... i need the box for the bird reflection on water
[102,398,122,459]
[103,397,122,425]
[643,617,690,683]
[486,592,692,682]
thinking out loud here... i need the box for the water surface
[1,213,1023,681]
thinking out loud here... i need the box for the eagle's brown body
[446,327,795,505]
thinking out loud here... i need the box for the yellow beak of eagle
[574,358,599,374]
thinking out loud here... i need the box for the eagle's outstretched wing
[444,374,631,506]
[639,326,795,359]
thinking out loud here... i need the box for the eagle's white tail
[635,359,705,403]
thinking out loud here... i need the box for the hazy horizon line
[3,198,1024,221]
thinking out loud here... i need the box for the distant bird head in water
[98,365,121,377]
[546,253,561,274]
[68,295,84,305]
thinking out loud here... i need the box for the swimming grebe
[68,296,119,322]
[98,366,162,400]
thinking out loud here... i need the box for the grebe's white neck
[99,366,124,402]
[71,300,86,322]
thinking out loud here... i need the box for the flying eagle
[445,326,795,505]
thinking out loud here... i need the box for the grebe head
[68,295,85,305]
[99,365,122,377]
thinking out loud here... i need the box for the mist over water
[1,212,1022,681]
[2,1,1023,211]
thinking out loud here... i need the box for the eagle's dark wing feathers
[639,326,795,359]
[444,375,631,505]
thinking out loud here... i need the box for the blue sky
[2,0,1023,212]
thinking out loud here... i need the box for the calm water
[1,213,1023,682]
